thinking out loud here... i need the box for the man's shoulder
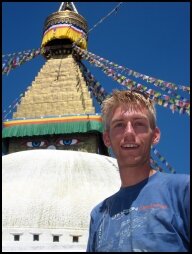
[156,171,190,192]
[157,171,189,183]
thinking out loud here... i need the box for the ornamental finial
[58,2,78,13]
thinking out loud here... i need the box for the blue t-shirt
[86,171,189,252]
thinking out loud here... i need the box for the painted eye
[26,141,46,148]
[58,139,79,146]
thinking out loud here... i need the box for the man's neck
[119,165,156,188]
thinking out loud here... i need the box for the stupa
[2,2,120,252]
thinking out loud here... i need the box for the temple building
[2,2,120,252]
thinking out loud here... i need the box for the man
[86,90,189,252]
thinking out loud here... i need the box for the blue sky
[2,2,190,174]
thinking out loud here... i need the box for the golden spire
[41,2,88,56]
[12,3,94,119]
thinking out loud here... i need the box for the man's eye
[135,121,147,126]
[26,141,46,148]
[58,139,79,146]
[135,122,145,126]
[114,123,124,128]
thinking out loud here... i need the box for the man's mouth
[121,144,139,149]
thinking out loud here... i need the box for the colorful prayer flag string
[87,52,190,103]
[78,61,108,105]
[2,48,41,75]
[74,45,190,95]
[2,85,32,120]
[151,146,176,174]
[150,157,164,172]
[74,46,190,116]
[3,94,24,120]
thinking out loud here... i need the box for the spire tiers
[41,4,88,56]
[13,55,95,119]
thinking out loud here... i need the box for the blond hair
[101,90,157,130]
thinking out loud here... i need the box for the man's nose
[124,122,136,137]
[126,122,135,133]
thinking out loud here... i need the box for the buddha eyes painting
[22,138,80,149]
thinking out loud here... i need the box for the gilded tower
[2,2,108,155]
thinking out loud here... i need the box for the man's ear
[152,127,161,145]
[103,131,111,148]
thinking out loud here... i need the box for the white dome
[2,150,120,251]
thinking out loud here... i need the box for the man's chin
[117,157,142,168]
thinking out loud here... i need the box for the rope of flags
[150,157,164,172]
[2,85,33,120]
[2,95,23,120]
[2,49,39,58]
[73,45,190,116]
[2,48,41,75]
[78,61,108,104]
[88,2,123,33]
[72,2,124,49]
[74,45,190,108]
[82,49,190,95]
[83,50,190,108]
[151,146,176,174]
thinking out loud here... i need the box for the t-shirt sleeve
[183,177,190,237]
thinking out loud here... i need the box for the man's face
[103,105,160,169]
